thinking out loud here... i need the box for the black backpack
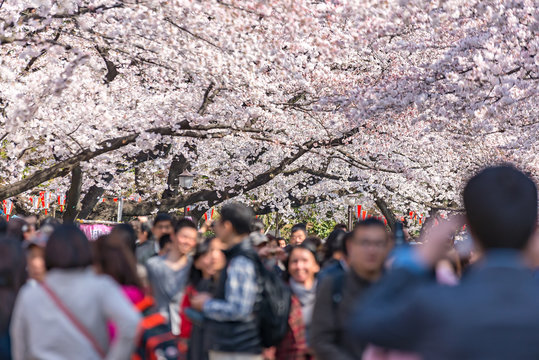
[243,251,292,348]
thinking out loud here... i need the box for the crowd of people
[1,164,539,360]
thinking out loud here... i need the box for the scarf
[289,278,317,328]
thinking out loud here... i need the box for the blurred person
[180,237,226,360]
[267,236,279,249]
[257,235,287,278]
[152,213,175,248]
[321,229,347,267]
[351,165,539,359]
[146,218,198,335]
[10,225,140,360]
[190,202,264,360]
[93,234,145,341]
[0,237,27,360]
[334,224,348,232]
[24,215,38,241]
[24,234,48,284]
[311,219,391,360]
[110,223,150,290]
[317,231,353,284]
[0,217,7,235]
[278,237,287,248]
[38,217,60,235]
[158,234,173,256]
[252,218,265,234]
[136,221,155,264]
[251,231,268,251]
[7,217,27,242]
[110,223,137,254]
[289,224,307,247]
[304,236,323,265]
[275,243,320,359]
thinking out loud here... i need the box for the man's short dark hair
[220,202,254,235]
[463,165,537,250]
[334,223,348,231]
[175,218,197,233]
[45,225,93,271]
[291,223,307,236]
[153,213,174,227]
[353,218,387,232]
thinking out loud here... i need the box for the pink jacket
[108,285,145,341]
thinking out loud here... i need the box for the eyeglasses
[353,238,387,249]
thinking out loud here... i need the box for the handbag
[41,283,106,358]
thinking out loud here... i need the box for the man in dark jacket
[311,218,391,360]
[351,165,539,360]
[191,202,262,360]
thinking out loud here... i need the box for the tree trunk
[63,166,83,223]
[375,197,397,232]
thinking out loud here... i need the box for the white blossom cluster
[0,0,536,220]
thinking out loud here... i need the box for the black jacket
[311,269,372,360]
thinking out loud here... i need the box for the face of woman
[288,248,320,285]
[210,238,226,273]
[195,238,226,278]
[27,246,46,282]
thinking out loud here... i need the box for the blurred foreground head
[45,225,93,270]
[464,165,537,250]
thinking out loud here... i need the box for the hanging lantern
[179,170,195,190]
[3,200,13,220]
[32,196,40,210]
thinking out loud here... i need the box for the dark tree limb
[161,153,189,199]
[198,82,216,115]
[95,45,119,83]
[0,133,138,201]
[121,144,312,216]
[63,166,83,222]
[0,124,247,201]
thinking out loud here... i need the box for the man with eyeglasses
[311,218,392,360]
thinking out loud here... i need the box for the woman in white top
[10,225,141,360]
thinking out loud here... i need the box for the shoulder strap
[41,283,106,358]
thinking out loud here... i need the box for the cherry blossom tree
[0,0,536,225]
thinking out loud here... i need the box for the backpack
[133,297,186,360]
[243,251,292,348]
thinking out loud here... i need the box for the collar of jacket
[349,268,379,287]
[477,249,526,270]
[223,236,253,259]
